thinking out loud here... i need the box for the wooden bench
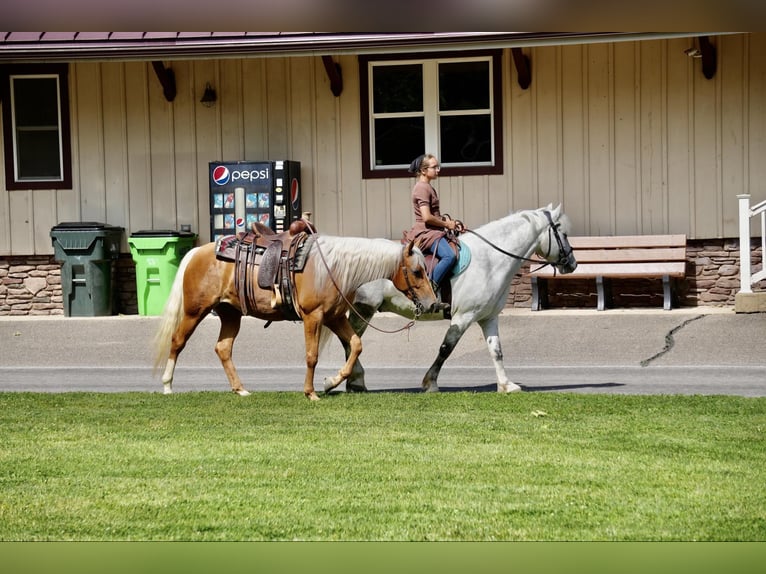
[529,234,687,311]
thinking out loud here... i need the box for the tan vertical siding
[101,63,129,237]
[2,34,765,256]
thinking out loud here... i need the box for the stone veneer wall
[0,255,137,316]
[1,239,763,315]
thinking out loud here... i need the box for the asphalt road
[1,307,764,397]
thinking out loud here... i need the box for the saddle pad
[453,241,471,277]
[215,235,238,262]
[216,234,265,262]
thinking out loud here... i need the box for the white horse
[338,204,577,393]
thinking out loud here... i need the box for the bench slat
[531,262,686,279]
[567,234,686,249]
[535,246,686,266]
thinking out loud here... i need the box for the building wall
[2,34,766,314]
[1,34,765,258]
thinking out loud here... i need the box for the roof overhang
[0,32,715,63]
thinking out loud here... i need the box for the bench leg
[596,277,605,311]
[662,274,672,310]
[531,277,548,311]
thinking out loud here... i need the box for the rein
[305,223,417,335]
[459,210,571,274]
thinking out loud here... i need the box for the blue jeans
[429,237,457,286]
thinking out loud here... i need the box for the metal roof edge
[0,32,715,63]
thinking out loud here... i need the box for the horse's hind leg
[214,305,250,396]
[161,313,205,394]
[422,321,470,392]
[478,315,521,393]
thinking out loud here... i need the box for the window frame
[1,63,72,190]
[359,50,503,179]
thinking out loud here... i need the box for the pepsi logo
[212,166,230,185]
[291,178,300,209]
[235,217,245,228]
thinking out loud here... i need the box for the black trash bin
[50,222,124,317]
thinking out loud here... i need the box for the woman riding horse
[404,153,464,314]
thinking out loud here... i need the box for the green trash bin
[129,230,197,316]
[50,222,124,317]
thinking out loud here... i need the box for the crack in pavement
[640,314,707,367]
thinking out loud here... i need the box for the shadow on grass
[325,381,625,395]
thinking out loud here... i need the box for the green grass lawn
[1,391,764,541]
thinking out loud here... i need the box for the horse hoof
[307,392,321,401]
[323,377,339,392]
[422,384,440,393]
[498,382,522,393]
[235,389,251,396]
[163,384,173,395]
[346,382,367,393]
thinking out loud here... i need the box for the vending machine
[209,160,301,241]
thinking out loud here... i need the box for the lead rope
[304,223,416,336]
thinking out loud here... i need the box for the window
[1,64,72,190]
[360,50,503,179]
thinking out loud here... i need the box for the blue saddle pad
[453,241,471,277]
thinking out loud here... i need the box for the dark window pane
[438,61,489,111]
[372,64,423,114]
[440,115,492,163]
[16,130,61,179]
[13,77,59,126]
[374,117,424,166]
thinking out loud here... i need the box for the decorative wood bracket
[321,56,343,97]
[151,61,176,102]
[511,48,531,90]
[698,36,717,80]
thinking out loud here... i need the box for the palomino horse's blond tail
[152,247,199,374]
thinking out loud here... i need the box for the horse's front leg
[422,321,469,392]
[478,315,521,393]
[323,317,362,393]
[302,311,323,401]
[346,302,381,392]
[214,305,250,396]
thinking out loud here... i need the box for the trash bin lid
[130,229,196,237]
[52,221,119,231]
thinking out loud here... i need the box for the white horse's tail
[152,247,199,373]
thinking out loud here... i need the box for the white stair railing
[738,194,766,293]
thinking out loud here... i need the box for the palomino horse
[342,205,577,393]
[153,229,436,400]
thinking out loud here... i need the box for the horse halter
[539,210,575,273]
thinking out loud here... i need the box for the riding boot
[429,280,451,317]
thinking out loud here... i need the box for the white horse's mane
[474,205,572,236]
[310,236,418,295]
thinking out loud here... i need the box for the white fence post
[739,194,752,294]
[738,193,766,295]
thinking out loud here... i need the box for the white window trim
[366,54,502,176]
